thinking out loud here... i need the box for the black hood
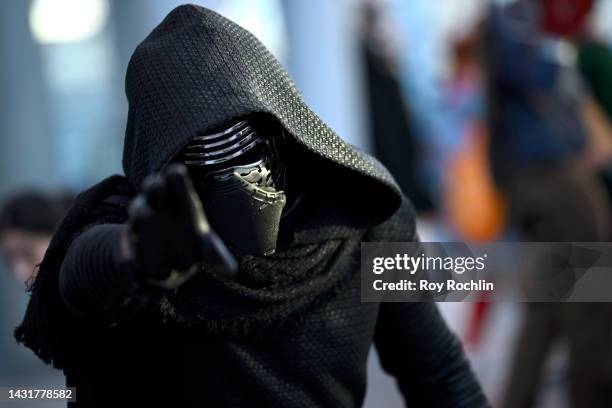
[122,4,400,212]
[15,4,408,370]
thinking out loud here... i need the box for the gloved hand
[124,164,237,288]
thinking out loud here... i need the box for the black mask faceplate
[179,119,286,257]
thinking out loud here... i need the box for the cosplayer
[16,5,488,407]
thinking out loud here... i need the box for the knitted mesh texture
[122,4,400,211]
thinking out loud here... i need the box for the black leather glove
[125,164,237,288]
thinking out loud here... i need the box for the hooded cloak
[16,2,401,369]
[14,5,488,407]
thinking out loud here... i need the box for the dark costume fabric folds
[16,5,488,407]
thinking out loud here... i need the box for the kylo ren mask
[178,119,286,257]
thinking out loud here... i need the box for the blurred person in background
[0,191,73,285]
[359,1,433,213]
[441,29,506,350]
[0,190,73,406]
[14,5,489,407]
[483,0,612,407]
[442,28,506,245]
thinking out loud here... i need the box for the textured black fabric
[15,176,132,368]
[15,4,488,407]
[122,4,400,216]
[59,224,142,323]
[58,199,487,408]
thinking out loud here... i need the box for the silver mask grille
[183,121,265,166]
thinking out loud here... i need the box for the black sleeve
[374,301,489,407]
[58,224,147,324]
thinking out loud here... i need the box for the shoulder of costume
[363,197,417,243]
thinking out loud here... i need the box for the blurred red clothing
[541,0,593,37]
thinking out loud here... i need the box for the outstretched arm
[58,164,236,324]
[58,223,143,323]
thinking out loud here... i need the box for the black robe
[16,5,488,407]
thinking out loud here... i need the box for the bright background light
[29,0,110,44]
